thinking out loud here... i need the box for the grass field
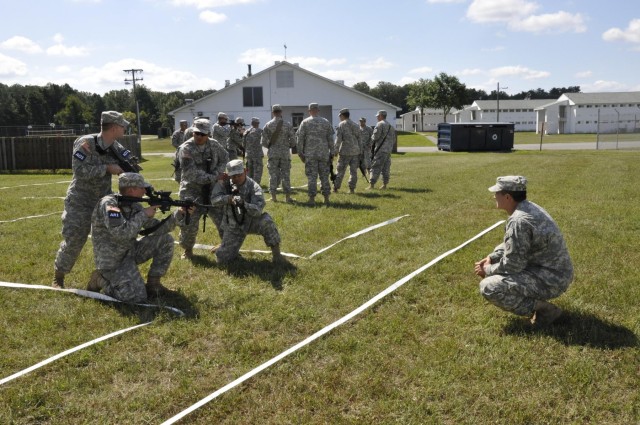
[1,148,639,424]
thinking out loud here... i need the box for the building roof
[400,107,459,117]
[560,91,640,105]
[467,99,555,110]
[169,61,401,115]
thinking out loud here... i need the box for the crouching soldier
[88,172,191,302]
[211,159,284,265]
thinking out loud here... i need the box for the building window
[276,70,294,88]
[243,87,263,107]
[470,111,477,120]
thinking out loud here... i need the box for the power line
[124,69,143,146]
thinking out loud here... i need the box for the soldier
[227,117,246,160]
[359,117,373,171]
[52,111,130,288]
[176,118,228,259]
[367,110,395,190]
[333,108,362,194]
[212,112,231,158]
[171,120,188,150]
[88,173,190,302]
[211,159,284,265]
[474,176,574,326]
[261,104,296,203]
[296,102,335,206]
[243,117,264,184]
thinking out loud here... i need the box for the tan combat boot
[271,244,285,264]
[285,194,293,204]
[307,196,315,206]
[380,183,387,190]
[52,271,65,289]
[271,193,278,202]
[530,300,563,326]
[146,275,171,298]
[365,183,374,190]
[181,248,193,260]
[323,194,330,206]
[86,270,106,292]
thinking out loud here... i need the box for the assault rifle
[109,145,142,173]
[115,190,211,227]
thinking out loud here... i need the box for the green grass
[1,150,639,424]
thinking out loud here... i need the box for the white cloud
[0,53,28,76]
[582,80,628,92]
[456,68,483,76]
[575,70,592,78]
[489,65,550,79]
[199,10,227,23]
[515,11,586,33]
[170,0,259,9]
[467,0,539,24]
[408,66,434,74]
[53,33,64,44]
[1,36,43,54]
[237,48,346,69]
[603,18,640,44]
[481,45,505,52]
[360,57,394,70]
[46,34,89,57]
[56,65,72,73]
[398,76,420,86]
[427,0,466,3]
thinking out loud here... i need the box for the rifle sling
[268,119,283,148]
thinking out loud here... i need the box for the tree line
[0,75,579,136]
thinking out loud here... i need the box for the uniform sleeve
[243,182,265,217]
[261,123,271,148]
[286,124,296,148]
[211,181,229,206]
[98,198,146,242]
[178,146,216,185]
[72,138,108,179]
[487,218,532,276]
[296,123,306,153]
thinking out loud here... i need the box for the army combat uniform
[333,116,362,192]
[243,124,264,184]
[359,123,373,170]
[296,114,335,199]
[227,126,245,161]
[261,116,296,196]
[171,128,186,150]
[212,122,230,157]
[479,200,574,316]
[91,193,183,303]
[369,117,395,187]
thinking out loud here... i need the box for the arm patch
[74,151,87,161]
[121,149,131,158]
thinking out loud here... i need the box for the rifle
[370,124,390,163]
[330,155,337,182]
[115,190,211,228]
[94,135,142,173]
[358,157,369,183]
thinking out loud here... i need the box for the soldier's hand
[232,196,244,207]
[106,164,124,175]
[144,205,160,218]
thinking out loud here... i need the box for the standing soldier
[367,110,396,190]
[359,117,373,171]
[243,117,264,184]
[227,117,246,160]
[333,108,362,194]
[212,112,231,157]
[176,118,228,259]
[52,111,130,288]
[296,103,335,206]
[261,104,296,203]
[171,120,188,150]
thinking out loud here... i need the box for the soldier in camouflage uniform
[212,112,231,158]
[171,120,188,150]
[52,111,130,288]
[474,176,574,326]
[89,173,189,302]
[227,117,246,161]
[359,117,373,170]
[211,160,283,265]
[176,119,228,259]
[367,110,395,190]
[296,103,335,206]
[261,104,296,203]
[243,117,264,184]
[333,108,362,194]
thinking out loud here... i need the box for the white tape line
[189,243,304,259]
[0,211,63,224]
[160,220,505,425]
[308,214,409,258]
[0,281,185,316]
[0,322,150,386]
[20,196,66,200]
[0,181,71,190]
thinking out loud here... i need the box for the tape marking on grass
[0,211,63,224]
[160,220,505,425]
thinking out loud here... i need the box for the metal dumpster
[437,122,514,152]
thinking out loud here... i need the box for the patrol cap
[217,112,228,119]
[179,119,187,124]
[226,159,245,176]
[376,110,387,118]
[235,117,245,125]
[118,172,150,189]
[251,117,260,124]
[339,108,349,115]
[308,103,319,110]
[271,104,282,112]
[192,118,211,134]
[359,117,366,122]
[101,111,129,127]
[488,176,528,192]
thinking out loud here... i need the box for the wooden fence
[0,135,141,172]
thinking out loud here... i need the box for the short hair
[101,122,118,132]
[503,190,527,202]
[340,110,350,118]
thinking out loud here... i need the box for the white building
[535,92,640,134]
[169,61,400,130]
[453,99,553,131]
[398,107,459,131]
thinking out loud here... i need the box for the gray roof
[470,99,555,110]
[561,91,640,105]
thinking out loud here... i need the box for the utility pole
[124,68,143,146]
[496,82,507,122]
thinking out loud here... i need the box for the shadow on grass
[293,199,378,209]
[354,192,400,200]
[223,256,298,291]
[386,187,432,194]
[503,309,638,349]
[108,287,200,322]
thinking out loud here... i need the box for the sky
[1,0,639,96]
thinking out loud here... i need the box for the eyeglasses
[194,132,207,137]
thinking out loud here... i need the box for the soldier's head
[192,119,211,145]
[339,108,350,121]
[359,117,367,127]
[217,112,228,125]
[271,104,282,118]
[118,172,150,196]
[179,120,188,131]
[251,117,260,128]
[376,110,387,122]
[100,111,129,138]
[489,176,527,212]
[308,103,319,117]
[226,159,246,185]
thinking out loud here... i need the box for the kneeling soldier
[89,173,190,302]
[211,159,283,264]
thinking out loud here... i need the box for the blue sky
[1,0,639,96]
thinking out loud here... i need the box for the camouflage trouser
[227,148,238,161]
[479,271,571,316]
[305,158,331,197]
[361,153,371,172]
[246,157,264,185]
[215,213,281,264]
[101,233,175,303]
[369,152,391,186]
[179,205,224,249]
[334,154,360,191]
[54,199,94,273]
[267,157,292,194]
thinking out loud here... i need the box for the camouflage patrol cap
[339,108,349,115]
[271,104,282,112]
[192,118,211,134]
[235,117,245,125]
[308,103,319,110]
[488,176,528,192]
[359,117,366,122]
[226,159,245,176]
[119,172,150,189]
[376,110,387,118]
[179,119,187,124]
[251,117,260,124]
[101,111,129,127]
[217,112,228,119]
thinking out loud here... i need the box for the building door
[292,113,304,131]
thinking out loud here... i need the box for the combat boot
[323,194,330,206]
[285,194,294,203]
[381,184,387,190]
[210,244,221,253]
[52,271,65,289]
[271,193,278,202]
[181,248,193,260]
[146,275,171,298]
[349,188,355,194]
[86,270,106,292]
[530,300,563,326]
[307,196,315,206]
[271,244,285,264]
[365,183,374,190]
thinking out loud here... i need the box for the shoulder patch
[121,149,131,158]
[74,150,87,161]
[80,141,91,153]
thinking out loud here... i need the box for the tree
[406,79,431,131]
[352,81,371,95]
[370,82,409,115]
[420,73,467,122]
[54,94,93,126]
